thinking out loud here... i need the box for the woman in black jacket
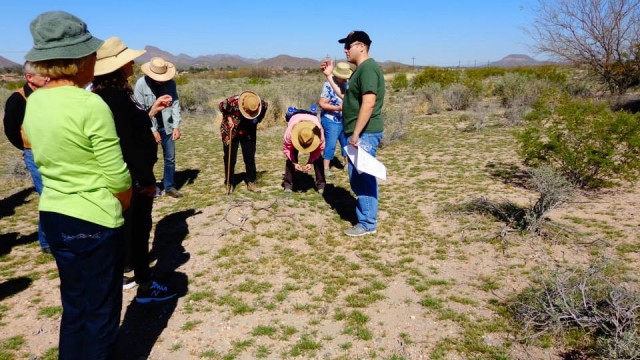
[93,36,176,303]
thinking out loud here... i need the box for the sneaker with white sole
[123,276,137,290]
[135,281,177,303]
[344,225,377,237]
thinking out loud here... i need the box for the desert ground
[0,72,639,359]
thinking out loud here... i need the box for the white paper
[344,144,387,181]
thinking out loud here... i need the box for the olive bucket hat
[25,11,104,62]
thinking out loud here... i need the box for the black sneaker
[135,281,177,304]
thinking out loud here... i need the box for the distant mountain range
[486,54,553,67]
[0,56,20,69]
[0,50,549,71]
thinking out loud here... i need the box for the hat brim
[25,36,104,62]
[238,91,262,120]
[141,61,176,82]
[332,68,353,80]
[94,48,146,76]
[291,121,321,154]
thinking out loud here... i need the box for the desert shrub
[246,77,270,85]
[492,73,541,108]
[417,82,443,114]
[177,82,213,112]
[508,260,640,359]
[456,165,571,232]
[0,87,13,108]
[390,72,409,91]
[412,67,459,89]
[517,97,640,188]
[380,107,408,148]
[174,75,189,86]
[522,165,572,232]
[443,83,476,110]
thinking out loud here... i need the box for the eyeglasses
[344,42,364,50]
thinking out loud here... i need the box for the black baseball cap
[338,31,372,46]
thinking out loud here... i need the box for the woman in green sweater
[22,12,131,360]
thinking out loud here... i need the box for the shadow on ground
[0,231,37,256]
[116,209,199,359]
[323,184,357,225]
[0,277,33,302]
[0,188,34,219]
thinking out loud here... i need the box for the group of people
[3,9,385,359]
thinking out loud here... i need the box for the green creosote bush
[412,67,459,89]
[517,96,640,188]
[508,260,640,359]
[390,72,409,91]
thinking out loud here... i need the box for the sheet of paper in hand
[344,144,387,181]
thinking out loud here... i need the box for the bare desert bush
[443,83,477,110]
[455,165,571,232]
[508,260,640,359]
[177,81,215,112]
[416,82,443,114]
[2,157,30,187]
[380,106,408,148]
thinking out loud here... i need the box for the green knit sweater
[23,86,131,228]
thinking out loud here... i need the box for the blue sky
[0,0,540,67]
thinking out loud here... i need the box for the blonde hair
[31,56,91,79]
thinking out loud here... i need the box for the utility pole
[412,56,415,70]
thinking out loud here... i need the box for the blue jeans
[348,132,383,231]
[321,116,347,161]
[24,149,48,250]
[40,211,124,360]
[159,130,176,191]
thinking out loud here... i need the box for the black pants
[223,134,257,185]
[123,185,153,285]
[283,149,326,190]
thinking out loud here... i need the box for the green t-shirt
[23,86,131,228]
[342,58,385,135]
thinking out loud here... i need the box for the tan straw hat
[291,120,321,153]
[94,37,146,76]
[332,62,353,80]
[238,91,262,119]
[141,57,176,82]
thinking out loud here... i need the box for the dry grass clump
[508,260,640,359]
[380,107,408,148]
[456,165,571,233]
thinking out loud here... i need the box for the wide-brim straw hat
[26,11,103,62]
[238,91,262,120]
[291,120,321,154]
[333,62,353,80]
[94,37,146,76]
[141,57,176,82]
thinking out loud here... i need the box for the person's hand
[139,184,157,198]
[172,128,181,141]
[321,59,334,78]
[149,95,172,117]
[349,133,360,147]
[304,164,312,172]
[227,116,235,129]
[114,187,133,211]
[294,163,304,172]
[152,130,161,144]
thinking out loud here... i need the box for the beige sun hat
[332,62,353,80]
[141,57,176,82]
[238,91,262,119]
[291,120,322,153]
[94,37,146,76]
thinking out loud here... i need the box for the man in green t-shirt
[322,30,385,237]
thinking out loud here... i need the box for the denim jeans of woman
[159,130,176,192]
[41,211,124,360]
[347,132,383,231]
[321,116,348,161]
[23,149,48,250]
